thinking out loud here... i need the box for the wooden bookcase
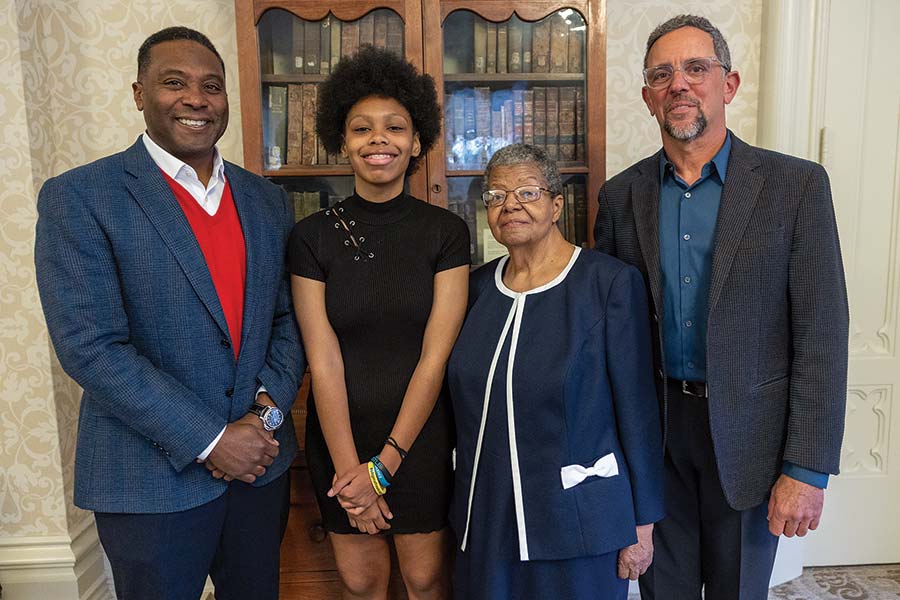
[234,1,605,596]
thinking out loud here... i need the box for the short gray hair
[643,15,732,72]
[483,144,563,196]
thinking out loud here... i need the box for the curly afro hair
[316,45,441,176]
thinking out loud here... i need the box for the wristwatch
[249,403,284,432]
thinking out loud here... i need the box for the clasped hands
[329,463,393,534]
[198,393,280,483]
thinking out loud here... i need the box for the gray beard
[664,110,708,142]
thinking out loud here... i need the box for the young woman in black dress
[288,46,470,599]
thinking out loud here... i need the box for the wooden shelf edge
[446,165,589,177]
[443,72,584,83]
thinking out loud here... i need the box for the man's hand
[617,523,654,580]
[767,474,824,537]
[205,420,279,484]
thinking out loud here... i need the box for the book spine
[549,15,568,73]
[486,21,497,73]
[271,17,293,74]
[565,183,576,243]
[496,22,508,73]
[508,17,523,73]
[286,84,303,165]
[575,87,585,162]
[329,17,341,69]
[341,20,359,58]
[386,14,403,57]
[567,28,584,73]
[522,89,534,146]
[532,87,546,150]
[373,11,388,50]
[304,20,320,74]
[522,21,533,73]
[473,19,487,74]
[545,86,559,159]
[502,98,514,147]
[574,182,587,246]
[359,13,374,48]
[264,85,288,169]
[512,89,524,144]
[463,92,476,166]
[531,19,551,73]
[290,18,304,73]
[301,83,317,165]
[558,86,576,161]
[320,17,331,74]
[474,86,492,166]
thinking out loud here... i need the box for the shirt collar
[658,131,732,185]
[141,132,225,183]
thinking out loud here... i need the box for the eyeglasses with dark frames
[643,57,728,89]
[482,185,553,208]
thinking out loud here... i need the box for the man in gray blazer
[35,27,304,599]
[594,15,848,599]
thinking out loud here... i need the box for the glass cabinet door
[440,9,588,264]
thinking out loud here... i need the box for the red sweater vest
[163,172,246,359]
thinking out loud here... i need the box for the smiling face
[341,95,421,201]
[641,26,739,145]
[132,39,228,175]
[486,163,563,251]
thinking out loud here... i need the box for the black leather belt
[668,378,708,398]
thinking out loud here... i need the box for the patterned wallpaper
[1,0,242,540]
[606,0,763,177]
[0,0,761,543]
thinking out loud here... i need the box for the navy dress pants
[95,469,290,600]
[639,380,779,600]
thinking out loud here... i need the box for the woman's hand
[347,496,393,534]
[617,523,654,580]
[329,463,378,511]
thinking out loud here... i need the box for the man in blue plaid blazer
[34,27,304,599]
[594,15,848,599]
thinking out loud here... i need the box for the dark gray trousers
[639,380,779,600]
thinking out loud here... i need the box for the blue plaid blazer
[35,139,305,513]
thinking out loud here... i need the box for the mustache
[664,96,700,112]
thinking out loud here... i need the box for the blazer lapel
[708,135,764,312]
[122,139,231,339]
[632,153,665,312]
[225,164,265,364]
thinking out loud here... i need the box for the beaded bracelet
[384,436,408,460]
[367,461,387,495]
[370,455,393,486]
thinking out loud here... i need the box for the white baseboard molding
[0,518,112,600]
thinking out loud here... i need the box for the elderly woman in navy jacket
[448,143,665,599]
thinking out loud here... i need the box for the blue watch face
[264,407,284,429]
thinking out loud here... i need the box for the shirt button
[683,234,691,241]
[687,361,695,369]
[220,338,231,349]
[685,320,693,328]
[684,192,692,199]
[683,276,692,284]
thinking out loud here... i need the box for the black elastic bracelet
[385,436,408,460]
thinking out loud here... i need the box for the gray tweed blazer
[594,133,848,510]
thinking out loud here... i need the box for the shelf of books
[438,8,591,264]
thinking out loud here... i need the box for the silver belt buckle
[681,380,707,398]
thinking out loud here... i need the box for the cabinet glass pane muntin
[447,173,589,266]
[442,10,586,171]
[257,8,405,170]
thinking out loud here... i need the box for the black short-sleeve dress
[288,192,470,534]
